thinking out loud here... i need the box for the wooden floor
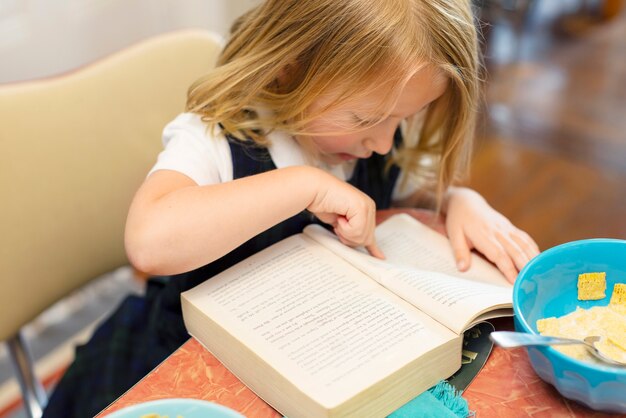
[469,4,626,251]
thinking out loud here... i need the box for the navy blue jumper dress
[43,130,402,418]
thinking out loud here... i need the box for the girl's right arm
[125,166,382,275]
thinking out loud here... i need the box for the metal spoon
[490,331,626,367]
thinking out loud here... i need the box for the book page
[303,214,509,287]
[374,214,509,286]
[182,233,459,409]
[375,266,511,334]
[303,214,512,334]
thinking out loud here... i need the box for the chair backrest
[0,30,223,341]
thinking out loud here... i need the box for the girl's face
[300,66,448,165]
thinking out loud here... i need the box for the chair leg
[6,331,47,418]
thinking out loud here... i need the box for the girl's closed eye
[352,112,382,127]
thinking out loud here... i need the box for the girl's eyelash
[352,113,375,126]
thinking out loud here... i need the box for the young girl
[44,0,539,416]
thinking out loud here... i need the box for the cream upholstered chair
[0,30,223,418]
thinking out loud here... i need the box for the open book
[181,214,512,418]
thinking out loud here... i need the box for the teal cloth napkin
[388,380,470,418]
[282,380,469,418]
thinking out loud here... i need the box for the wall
[0,0,260,83]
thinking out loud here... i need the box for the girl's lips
[338,153,357,161]
[338,152,371,161]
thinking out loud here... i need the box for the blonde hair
[187,0,482,204]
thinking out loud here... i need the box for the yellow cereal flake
[577,272,606,300]
[607,321,626,352]
[610,283,626,307]
[536,317,558,333]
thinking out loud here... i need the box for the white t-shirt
[149,112,417,200]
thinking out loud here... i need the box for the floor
[470,1,626,251]
[1,2,625,417]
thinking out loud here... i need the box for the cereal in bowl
[537,275,626,364]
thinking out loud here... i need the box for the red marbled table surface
[97,209,624,418]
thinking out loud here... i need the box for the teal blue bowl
[513,239,626,413]
[105,398,245,418]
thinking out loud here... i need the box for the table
[96,209,622,418]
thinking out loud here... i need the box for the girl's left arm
[441,187,539,283]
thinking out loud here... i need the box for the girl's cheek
[312,137,340,154]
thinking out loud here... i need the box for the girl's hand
[444,187,539,283]
[307,171,385,259]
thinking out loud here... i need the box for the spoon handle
[490,331,583,348]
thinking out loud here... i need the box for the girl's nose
[363,126,395,155]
